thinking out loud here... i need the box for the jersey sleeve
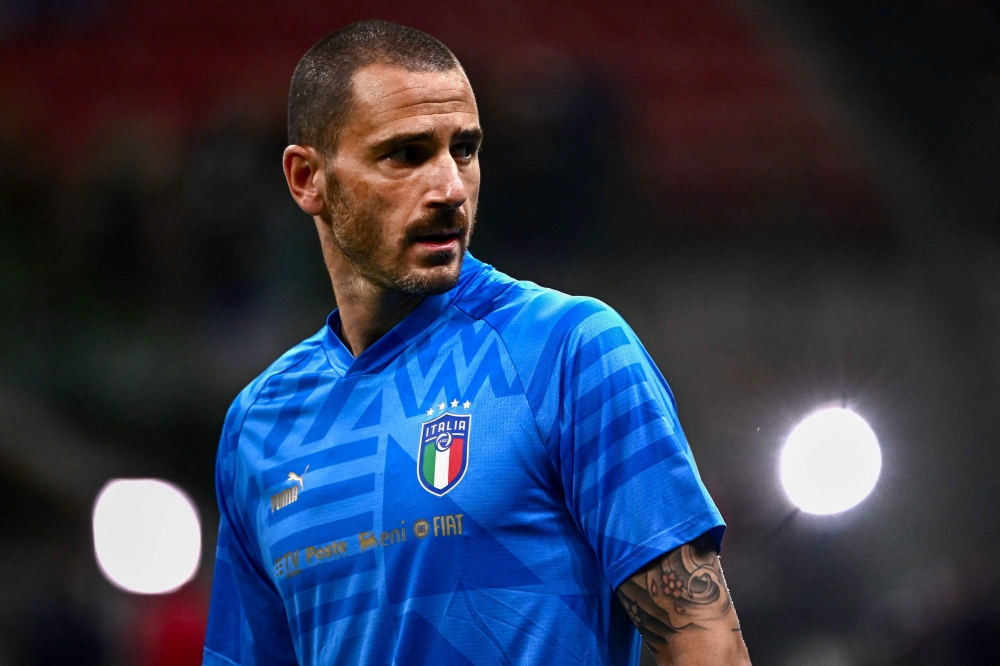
[550,302,725,589]
[204,400,298,666]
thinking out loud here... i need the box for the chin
[395,256,463,295]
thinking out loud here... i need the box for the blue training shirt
[203,253,725,666]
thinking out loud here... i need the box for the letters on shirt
[273,514,465,579]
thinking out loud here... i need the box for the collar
[322,252,490,376]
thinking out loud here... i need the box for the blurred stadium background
[1,0,999,664]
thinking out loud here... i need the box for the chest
[239,345,560,592]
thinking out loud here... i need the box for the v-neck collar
[322,253,489,377]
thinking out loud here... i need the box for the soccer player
[204,20,752,666]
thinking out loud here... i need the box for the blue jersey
[203,254,724,666]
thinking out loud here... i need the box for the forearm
[616,534,751,665]
[651,626,750,666]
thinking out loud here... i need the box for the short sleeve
[551,305,725,589]
[203,401,299,666]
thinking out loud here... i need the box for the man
[204,20,751,666]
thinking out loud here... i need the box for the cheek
[376,184,423,233]
[465,182,480,218]
[344,178,393,219]
[358,187,410,244]
[465,167,481,201]
[352,180,371,201]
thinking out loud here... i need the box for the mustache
[405,207,470,243]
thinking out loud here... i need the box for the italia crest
[418,412,471,496]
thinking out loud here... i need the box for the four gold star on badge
[425,399,472,416]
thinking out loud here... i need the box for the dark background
[1,0,999,664]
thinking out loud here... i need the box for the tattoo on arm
[616,534,739,655]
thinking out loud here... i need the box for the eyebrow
[456,128,484,143]
[371,127,483,155]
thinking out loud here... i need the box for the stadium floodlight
[92,478,201,594]
[780,408,881,515]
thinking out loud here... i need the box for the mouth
[412,230,462,249]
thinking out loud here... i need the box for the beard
[323,174,474,295]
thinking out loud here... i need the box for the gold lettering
[289,550,299,568]
[305,546,316,563]
[456,513,464,535]
[380,531,390,546]
[390,529,401,544]
[433,516,442,537]
[338,541,347,553]
[445,515,457,536]
[270,484,304,513]
[359,531,378,551]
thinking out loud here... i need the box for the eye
[387,145,425,164]
[451,142,477,161]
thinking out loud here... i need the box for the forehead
[342,64,478,142]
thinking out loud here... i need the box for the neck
[332,274,424,358]
[318,223,424,358]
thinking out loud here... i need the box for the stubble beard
[324,176,473,296]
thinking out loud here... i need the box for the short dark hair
[288,20,462,153]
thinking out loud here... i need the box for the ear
[283,144,327,216]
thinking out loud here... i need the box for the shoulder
[455,262,623,345]
[453,261,641,395]
[218,327,330,457]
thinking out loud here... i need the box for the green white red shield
[418,413,470,496]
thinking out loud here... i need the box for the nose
[427,153,467,211]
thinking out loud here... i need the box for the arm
[204,514,299,666]
[616,533,751,666]
[205,399,298,666]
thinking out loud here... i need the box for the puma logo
[288,465,310,491]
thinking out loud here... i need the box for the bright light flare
[780,408,881,515]
[92,478,201,594]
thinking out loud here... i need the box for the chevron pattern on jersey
[394,327,521,418]
[352,390,383,430]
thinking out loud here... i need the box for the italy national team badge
[418,412,471,496]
